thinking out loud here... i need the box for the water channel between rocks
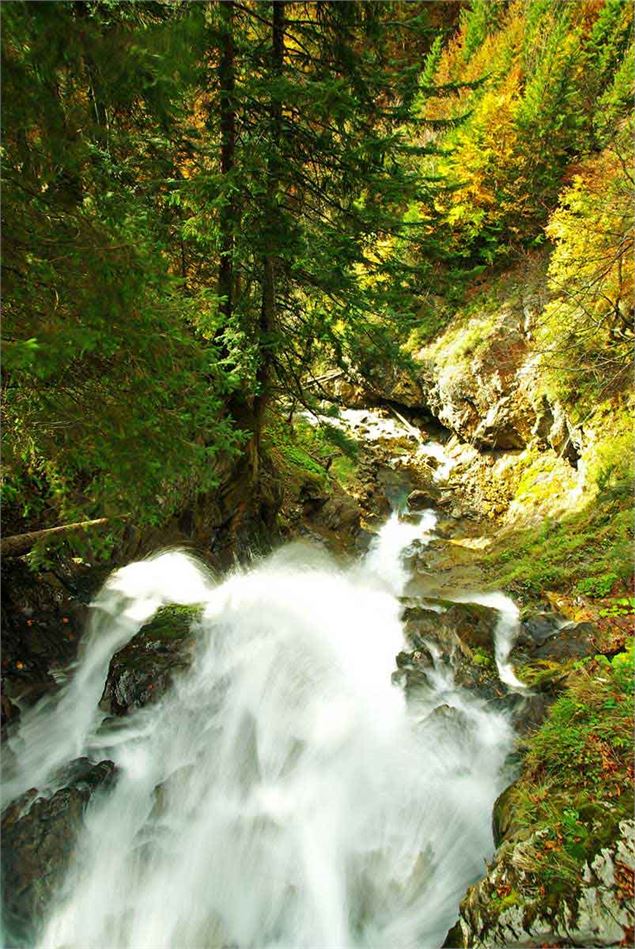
[2,411,526,949]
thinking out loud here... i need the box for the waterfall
[3,510,519,949]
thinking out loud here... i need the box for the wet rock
[1,558,96,705]
[1,693,20,734]
[408,601,500,653]
[452,603,498,650]
[423,704,480,751]
[395,647,436,692]
[407,488,441,510]
[400,602,507,701]
[100,605,201,716]
[1,758,116,946]
[429,703,461,723]
[454,657,507,702]
[353,528,376,553]
[447,819,635,948]
[533,621,599,661]
[426,703,477,736]
[506,689,557,735]
[402,605,460,653]
[518,611,564,647]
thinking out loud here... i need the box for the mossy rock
[513,657,570,693]
[399,602,506,701]
[138,604,203,641]
[99,604,202,716]
[492,781,521,847]
[402,599,499,652]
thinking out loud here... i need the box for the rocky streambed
[286,402,635,948]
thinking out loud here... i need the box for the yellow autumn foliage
[538,130,634,404]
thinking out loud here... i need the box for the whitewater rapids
[2,511,519,949]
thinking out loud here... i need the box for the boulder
[100,604,200,716]
[430,601,500,652]
[1,758,116,946]
[518,611,564,647]
[403,601,501,653]
[533,621,599,661]
[400,601,507,700]
[407,488,441,510]
[394,647,436,693]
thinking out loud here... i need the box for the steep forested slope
[2,0,631,567]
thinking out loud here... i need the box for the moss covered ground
[484,487,633,602]
[496,645,634,910]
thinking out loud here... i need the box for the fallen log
[1,517,114,558]
[304,369,346,389]
[387,405,423,442]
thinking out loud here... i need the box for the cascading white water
[3,511,520,949]
[449,592,526,691]
[1,552,212,807]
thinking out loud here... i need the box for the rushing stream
[2,489,522,948]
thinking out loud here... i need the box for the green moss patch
[485,487,633,603]
[266,413,360,497]
[138,604,203,642]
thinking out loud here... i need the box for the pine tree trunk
[252,0,285,481]
[218,0,236,328]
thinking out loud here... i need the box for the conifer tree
[1,1,238,544]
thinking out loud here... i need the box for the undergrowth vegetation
[501,645,634,902]
[486,491,633,601]
[265,412,359,496]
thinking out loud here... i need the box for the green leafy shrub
[575,574,619,598]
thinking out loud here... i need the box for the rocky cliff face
[352,263,614,535]
[415,321,581,461]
